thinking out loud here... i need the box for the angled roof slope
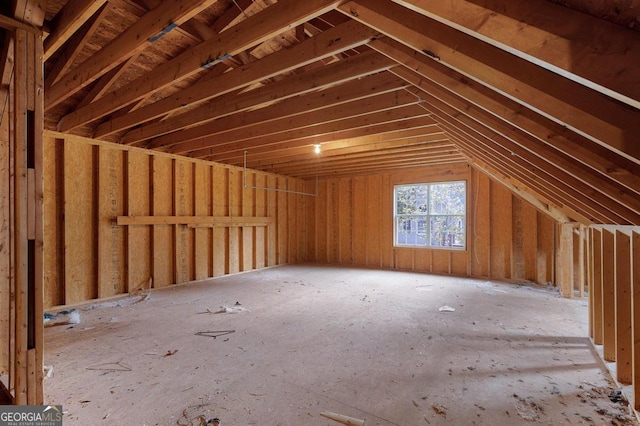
[2,0,639,225]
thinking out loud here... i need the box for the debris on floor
[163,349,179,357]
[608,389,624,403]
[438,305,455,312]
[44,309,81,326]
[513,394,544,422]
[195,330,235,339]
[198,302,250,314]
[319,410,365,425]
[85,361,132,372]
[176,403,220,426]
[431,404,447,417]
[43,365,54,379]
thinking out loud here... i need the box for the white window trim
[393,180,467,250]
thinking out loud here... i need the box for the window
[394,181,466,249]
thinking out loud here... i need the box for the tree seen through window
[394,181,466,248]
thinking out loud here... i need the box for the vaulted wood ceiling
[2,0,640,225]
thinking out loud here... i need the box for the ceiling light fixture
[314,144,321,154]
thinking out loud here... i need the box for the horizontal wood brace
[116,215,274,227]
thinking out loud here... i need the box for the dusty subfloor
[44,265,636,425]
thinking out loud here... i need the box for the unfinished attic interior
[1,0,640,423]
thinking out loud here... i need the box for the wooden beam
[372,38,640,197]
[446,125,611,225]
[45,0,219,109]
[0,14,42,33]
[116,216,274,227]
[263,145,460,176]
[632,231,640,412]
[399,67,640,224]
[143,51,396,149]
[172,90,420,155]
[558,223,575,298]
[43,0,107,60]
[410,82,639,224]
[592,228,603,344]
[136,70,404,148]
[242,134,450,167]
[602,229,616,362]
[391,0,640,110]
[92,20,380,137]
[57,0,347,130]
[339,0,640,162]
[76,54,139,108]
[196,117,438,160]
[451,133,595,225]
[44,2,112,88]
[467,160,571,224]
[615,230,632,384]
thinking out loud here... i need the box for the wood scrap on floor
[320,410,365,426]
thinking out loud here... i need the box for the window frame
[393,180,467,250]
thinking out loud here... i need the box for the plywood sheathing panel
[127,150,151,292]
[227,168,240,274]
[174,159,195,283]
[469,167,490,277]
[63,140,96,303]
[43,131,305,308]
[212,165,228,276]
[97,146,126,298]
[151,155,174,288]
[307,164,560,285]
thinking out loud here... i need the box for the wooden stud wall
[306,164,558,285]
[43,131,305,308]
[587,226,640,409]
[0,27,44,405]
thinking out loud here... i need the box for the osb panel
[212,165,229,276]
[276,176,288,265]
[432,250,451,275]
[63,141,96,304]
[315,179,328,263]
[537,213,556,284]
[227,168,241,274]
[97,147,126,298]
[338,178,352,264]
[43,137,64,307]
[242,171,255,271]
[413,250,432,272]
[254,174,267,269]
[267,174,277,267]
[194,162,211,280]
[43,131,303,306]
[470,168,490,277]
[490,181,512,279]
[365,174,382,268]
[351,176,367,265]
[127,150,152,292]
[152,155,174,288]
[174,159,194,283]
[451,250,468,275]
[325,179,338,264]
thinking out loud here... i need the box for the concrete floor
[44,265,636,425]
